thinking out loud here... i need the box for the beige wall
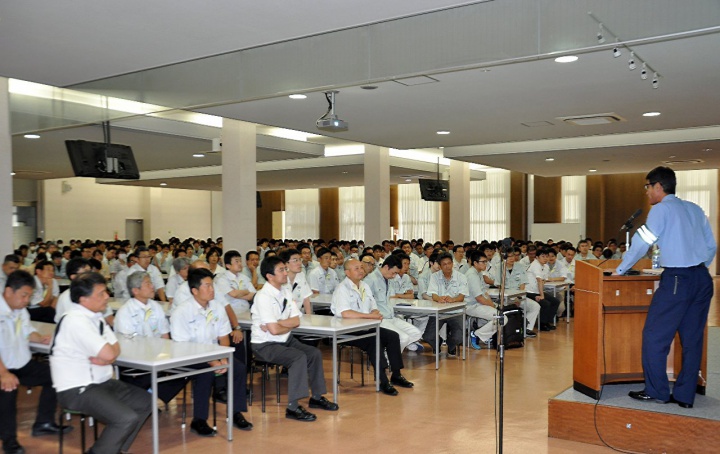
[42,177,214,241]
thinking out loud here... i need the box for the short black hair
[438,252,454,265]
[469,250,486,265]
[316,247,332,259]
[260,256,286,281]
[5,270,35,291]
[646,166,676,194]
[278,248,300,262]
[34,260,54,273]
[452,245,464,253]
[188,268,214,291]
[66,258,91,278]
[224,250,242,265]
[3,254,20,265]
[381,254,403,270]
[245,250,260,261]
[70,272,106,304]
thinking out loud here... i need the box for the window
[284,188,319,239]
[469,169,510,242]
[561,176,585,223]
[398,183,440,241]
[339,186,365,240]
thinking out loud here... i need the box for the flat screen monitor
[418,179,449,202]
[65,140,140,180]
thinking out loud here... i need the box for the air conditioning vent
[557,113,625,126]
[662,159,704,165]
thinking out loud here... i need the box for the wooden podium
[573,260,708,399]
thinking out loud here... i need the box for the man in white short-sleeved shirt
[170,268,252,436]
[241,251,266,290]
[165,257,190,303]
[50,272,152,454]
[215,251,255,314]
[127,247,166,302]
[331,259,413,396]
[525,248,561,332]
[28,260,59,323]
[1,270,69,454]
[55,258,114,326]
[465,251,506,348]
[307,248,340,295]
[251,256,338,422]
[280,249,313,315]
[425,253,467,356]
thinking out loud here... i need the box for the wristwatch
[234,326,242,331]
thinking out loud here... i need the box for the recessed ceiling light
[642,112,661,117]
[24,134,40,139]
[589,169,597,172]
[288,94,307,99]
[545,157,555,162]
[342,171,348,174]
[701,148,713,152]
[160,182,167,186]
[439,147,445,149]
[405,179,411,182]
[554,56,578,63]
[360,86,378,90]
[192,153,205,158]
[10,172,16,176]
[436,131,450,135]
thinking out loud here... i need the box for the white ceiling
[2,1,720,188]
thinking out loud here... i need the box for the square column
[364,145,390,244]
[0,79,13,256]
[222,119,256,256]
[449,160,470,243]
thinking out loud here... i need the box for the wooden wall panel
[390,185,399,236]
[585,175,603,243]
[319,187,339,241]
[256,190,284,240]
[440,201,450,243]
[533,176,561,223]
[510,172,527,240]
[601,173,650,244]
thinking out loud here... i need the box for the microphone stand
[495,247,509,454]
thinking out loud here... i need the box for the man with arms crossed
[50,272,151,454]
[621,167,716,409]
[251,256,338,422]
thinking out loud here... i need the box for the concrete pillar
[449,160,470,243]
[364,145,390,244]
[222,119,256,256]
[0,79,13,256]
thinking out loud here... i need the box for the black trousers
[422,316,464,352]
[57,379,152,454]
[188,356,247,420]
[345,327,404,384]
[27,306,56,323]
[119,367,188,404]
[0,360,57,442]
[526,292,561,324]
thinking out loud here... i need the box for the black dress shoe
[31,422,73,436]
[525,330,537,338]
[213,389,228,404]
[548,324,557,330]
[628,390,668,403]
[233,412,253,430]
[379,382,399,396]
[390,375,414,388]
[285,406,317,421]
[2,439,24,454]
[540,324,552,332]
[308,396,339,411]
[190,418,217,437]
[670,395,693,409]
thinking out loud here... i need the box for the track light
[628,52,636,70]
[640,63,648,80]
[597,24,605,44]
[613,46,621,58]
[652,73,659,89]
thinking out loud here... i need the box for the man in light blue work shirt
[619,166,716,409]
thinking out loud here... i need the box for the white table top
[30,321,234,369]
[389,299,466,314]
[55,278,71,287]
[486,288,526,299]
[309,293,333,307]
[544,281,570,289]
[234,310,380,335]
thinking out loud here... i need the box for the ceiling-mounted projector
[316,90,348,132]
[316,115,348,132]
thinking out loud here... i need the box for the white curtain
[339,186,365,240]
[398,183,440,241]
[674,169,718,274]
[561,175,585,223]
[469,169,510,242]
[284,188,319,240]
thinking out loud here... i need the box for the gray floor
[553,327,720,421]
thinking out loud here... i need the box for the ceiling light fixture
[11,172,16,176]
[628,52,636,70]
[193,153,205,158]
[160,182,167,186]
[597,23,605,43]
[545,157,555,162]
[612,46,622,58]
[405,179,411,182]
[554,56,578,63]
[589,169,597,172]
[436,131,450,135]
[640,63,648,80]
[642,112,661,117]
[24,134,40,139]
[289,94,307,99]
[652,73,659,89]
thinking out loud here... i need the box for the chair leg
[275,365,281,404]
[212,394,217,430]
[350,347,354,379]
[58,410,64,454]
[336,348,342,384]
[79,414,86,453]
[92,416,98,442]
[261,365,268,413]
[360,349,365,387]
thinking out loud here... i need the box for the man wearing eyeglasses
[251,256,338,422]
[128,247,167,302]
[621,167,715,409]
[465,250,505,349]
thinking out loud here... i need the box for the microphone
[621,208,643,231]
[597,249,614,267]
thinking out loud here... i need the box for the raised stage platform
[549,328,720,453]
